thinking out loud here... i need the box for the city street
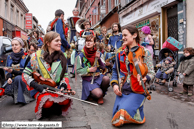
[0,68,194,129]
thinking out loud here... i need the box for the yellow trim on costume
[112,109,146,127]
[110,80,118,86]
[36,50,51,79]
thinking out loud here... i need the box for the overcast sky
[23,0,77,32]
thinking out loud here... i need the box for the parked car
[0,36,12,87]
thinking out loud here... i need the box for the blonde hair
[42,31,60,51]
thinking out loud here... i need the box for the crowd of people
[0,7,193,127]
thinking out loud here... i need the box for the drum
[77,37,85,51]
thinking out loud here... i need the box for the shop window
[135,16,160,50]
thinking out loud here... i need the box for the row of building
[0,0,45,40]
[75,0,193,54]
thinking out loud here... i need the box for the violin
[32,71,57,87]
[32,71,71,94]
[31,71,99,106]
[128,46,148,78]
[127,46,151,100]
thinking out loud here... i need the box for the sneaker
[97,97,104,105]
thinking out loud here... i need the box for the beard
[113,30,118,33]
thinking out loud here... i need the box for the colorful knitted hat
[166,57,173,63]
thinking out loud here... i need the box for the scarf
[50,17,66,36]
[10,49,24,64]
[180,55,194,62]
[43,50,67,81]
[84,46,97,66]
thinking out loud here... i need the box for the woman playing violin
[22,31,75,119]
[0,37,33,104]
[111,25,155,127]
[76,34,110,104]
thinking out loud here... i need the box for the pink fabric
[162,41,179,51]
[145,36,153,58]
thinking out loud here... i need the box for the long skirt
[112,93,146,127]
[4,75,34,104]
[81,74,104,100]
[34,92,72,119]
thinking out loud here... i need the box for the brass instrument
[75,18,87,33]
[66,43,75,59]
[106,33,112,40]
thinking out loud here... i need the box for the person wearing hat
[155,56,176,85]
[0,37,34,104]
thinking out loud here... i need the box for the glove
[30,80,47,93]
[59,83,67,90]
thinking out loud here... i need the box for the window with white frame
[108,0,111,12]
[5,0,8,18]
[10,5,14,22]
[115,0,119,6]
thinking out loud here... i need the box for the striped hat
[166,57,173,63]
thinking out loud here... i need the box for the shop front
[15,27,28,40]
[120,0,177,49]
[135,15,160,54]
[3,20,15,39]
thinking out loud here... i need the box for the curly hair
[141,26,151,34]
[183,47,194,55]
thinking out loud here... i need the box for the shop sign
[121,0,176,26]
[21,31,28,40]
[136,19,150,28]
[25,13,32,29]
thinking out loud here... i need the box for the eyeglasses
[73,10,79,12]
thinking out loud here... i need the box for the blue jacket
[37,39,43,47]
[27,37,43,47]
[6,54,27,78]
[54,19,70,52]
[108,33,123,51]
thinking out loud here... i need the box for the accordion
[68,16,80,29]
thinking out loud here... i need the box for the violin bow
[46,89,99,106]
[114,42,121,91]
